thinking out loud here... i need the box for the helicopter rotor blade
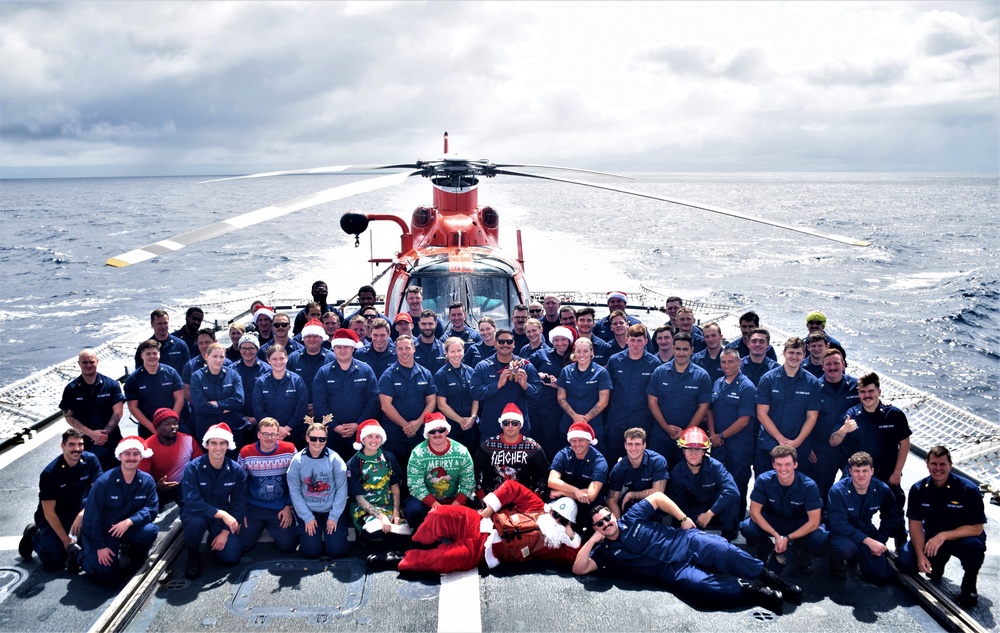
[199,163,421,184]
[106,169,421,268]
[494,168,871,247]
[492,163,632,180]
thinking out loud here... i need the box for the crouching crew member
[181,423,248,579]
[80,436,159,582]
[238,417,298,553]
[898,446,986,609]
[403,413,475,529]
[548,422,608,533]
[573,492,801,614]
[347,420,410,540]
[606,428,668,520]
[740,445,828,576]
[287,422,350,559]
[390,480,580,574]
[826,451,899,583]
[667,427,740,540]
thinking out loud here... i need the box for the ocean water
[0,172,997,421]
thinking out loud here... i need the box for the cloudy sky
[1,1,997,178]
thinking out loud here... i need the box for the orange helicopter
[106,132,869,327]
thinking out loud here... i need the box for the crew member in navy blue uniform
[668,427,740,540]
[462,317,498,369]
[811,349,859,500]
[125,339,185,439]
[725,311,778,360]
[134,308,190,375]
[171,306,204,357]
[574,307,613,367]
[898,446,986,609]
[592,291,641,342]
[741,445,828,575]
[604,325,660,465]
[20,429,102,572]
[434,337,480,452]
[292,281,344,335]
[606,427,668,520]
[548,422,608,532]
[414,310,447,374]
[573,492,801,613]
[692,322,725,384]
[378,334,438,467]
[443,302,483,350]
[649,324,674,363]
[181,329,230,396]
[60,349,126,471]
[740,328,778,387]
[510,304,531,352]
[557,338,611,455]
[826,451,899,583]
[830,371,910,549]
[286,319,334,416]
[80,436,159,583]
[313,328,378,461]
[232,333,270,429]
[253,345,309,448]
[180,423,248,580]
[518,317,550,359]
[754,337,821,480]
[471,328,541,439]
[393,286,445,341]
[707,348,756,520]
[190,343,245,448]
[258,313,303,361]
[344,284,387,324]
[802,331,829,379]
[674,308,706,353]
[354,318,396,379]
[646,332,713,468]
[528,326,575,459]
[804,310,845,359]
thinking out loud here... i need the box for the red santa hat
[353,419,387,450]
[548,325,577,345]
[301,318,329,341]
[423,411,451,438]
[115,435,153,460]
[330,327,364,349]
[202,422,236,450]
[499,403,524,425]
[253,305,276,323]
[607,290,627,304]
[567,421,598,445]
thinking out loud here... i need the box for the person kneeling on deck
[80,436,159,582]
[181,423,248,579]
[139,408,203,511]
[826,451,899,583]
[383,480,580,574]
[898,445,986,609]
[347,419,411,546]
[572,492,801,614]
[403,413,475,530]
[287,422,350,560]
[666,427,740,541]
[237,418,299,554]
[20,429,102,573]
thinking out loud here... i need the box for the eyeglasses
[496,339,515,345]
[501,420,521,427]
[551,511,569,527]
[273,322,290,328]
[427,428,448,435]
[259,432,278,439]
[240,346,258,353]
[593,515,614,528]
[307,436,327,443]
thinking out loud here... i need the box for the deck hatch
[228,559,368,623]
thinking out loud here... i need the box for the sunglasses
[501,420,521,427]
[273,322,290,328]
[551,511,569,527]
[427,428,448,435]
[307,436,327,443]
[496,339,515,345]
[528,309,543,313]
[593,515,614,528]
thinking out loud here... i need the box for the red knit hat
[152,407,179,427]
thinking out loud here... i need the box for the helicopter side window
[411,274,516,330]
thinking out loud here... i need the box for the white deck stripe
[437,568,481,633]
[0,536,22,551]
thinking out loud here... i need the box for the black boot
[366,551,404,571]
[958,572,979,609]
[830,556,847,580]
[741,581,783,615]
[184,547,203,580]
[759,568,803,604]
[18,524,37,560]
[65,543,82,573]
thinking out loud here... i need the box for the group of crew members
[18,282,986,613]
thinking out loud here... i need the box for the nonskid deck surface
[2,434,998,632]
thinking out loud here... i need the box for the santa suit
[398,480,581,574]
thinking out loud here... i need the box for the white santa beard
[536,513,568,549]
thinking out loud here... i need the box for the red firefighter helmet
[677,427,711,450]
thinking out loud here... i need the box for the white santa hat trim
[483,492,503,513]
[567,421,598,445]
[330,328,364,350]
[548,326,576,345]
[115,436,153,460]
[499,403,524,425]
[253,306,275,323]
[202,423,236,450]
[607,291,627,303]
[301,318,329,341]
